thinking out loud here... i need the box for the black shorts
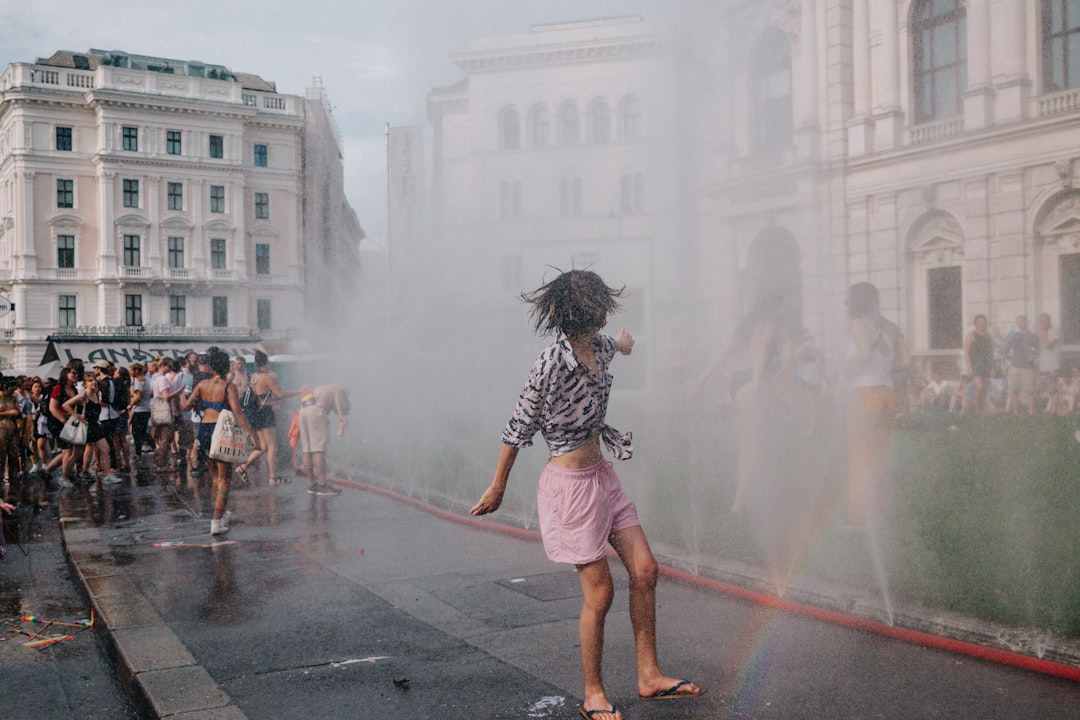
[47,416,72,450]
[248,406,276,431]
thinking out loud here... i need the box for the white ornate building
[0,49,361,371]
[702,0,1080,373]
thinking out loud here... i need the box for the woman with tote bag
[182,347,260,535]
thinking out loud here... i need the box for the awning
[41,340,265,367]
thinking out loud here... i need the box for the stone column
[991,0,1030,123]
[847,0,873,155]
[873,0,902,149]
[99,171,116,283]
[148,175,161,267]
[795,0,820,158]
[963,0,994,129]
[18,170,37,275]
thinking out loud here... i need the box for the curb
[60,508,248,720]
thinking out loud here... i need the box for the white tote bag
[208,409,249,463]
[60,408,87,445]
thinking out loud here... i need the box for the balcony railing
[168,268,193,280]
[1039,87,1080,117]
[909,116,964,145]
[120,265,149,279]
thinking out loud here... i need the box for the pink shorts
[536,460,640,565]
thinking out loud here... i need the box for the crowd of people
[0,349,350,531]
[904,313,1077,417]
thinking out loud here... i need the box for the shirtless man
[298,384,349,496]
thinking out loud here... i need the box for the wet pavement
[7,455,1080,719]
[0,499,139,720]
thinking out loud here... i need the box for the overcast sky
[0,0,709,242]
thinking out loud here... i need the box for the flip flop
[639,679,705,701]
[578,704,619,719]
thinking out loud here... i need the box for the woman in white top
[844,282,910,525]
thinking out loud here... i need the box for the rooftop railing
[1,63,299,117]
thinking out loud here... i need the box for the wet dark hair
[254,350,269,368]
[206,346,231,378]
[848,281,880,319]
[521,269,625,338]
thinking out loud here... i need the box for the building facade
[703,0,1080,373]
[426,16,704,390]
[0,49,360,370]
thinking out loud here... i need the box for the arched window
[528,104,550,148]
[912,0,967,123]
[499,107,521,150]
[743,228,802,329]
[1043,0,1080,92]
[619,95,641,141]
[1035,191,1080,344]
[589,99,611,143]
[558,102,580,146]
[749,29,793,154]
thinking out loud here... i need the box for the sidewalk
[56,461,1080,720]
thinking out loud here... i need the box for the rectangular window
[57,179,74,208]
[212,296,228,327]
[210,238,227,269]
[928,265,963,349]
[123,178,139,208]
[1043,0,1080,92]
[1062,253,1080,344]
[59,295,76,328]
[209,185,225,213]
[169,295,186,327]
[123,234,141,267]
[254,143,268,167]
[122,126,138,151]
[56,126,73,151]
[57,235,75,269]
[209,134,223,158]
[167,182,183,211]
[125,294,143,326]
[256,299,271,330]
[166,130,182,155]
[167,236,185,269]
[255,243,270,275]
[254,192,270,219]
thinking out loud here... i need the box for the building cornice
[451,33,672,74]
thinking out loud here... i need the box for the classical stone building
[0,49,361,370]
[426,16,704,390]
[702,0,1080,373]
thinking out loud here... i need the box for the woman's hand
[615,327,635,355]
[1,499,15,514]
[470,485,505,516]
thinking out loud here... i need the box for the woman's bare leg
[575,558,621,719]
[610,525,703,700]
